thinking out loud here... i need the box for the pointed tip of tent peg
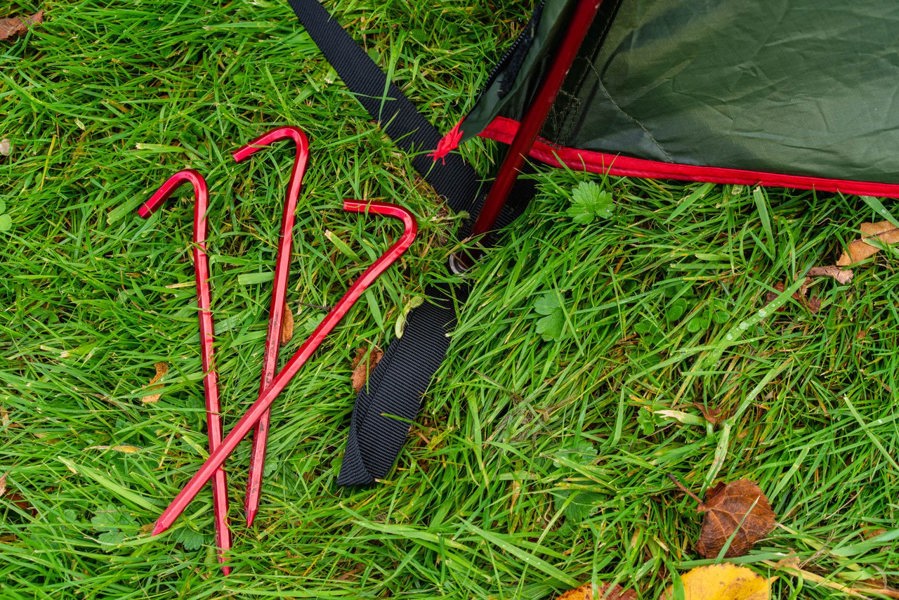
[151,520,169,536]
[429,121,464,164]
[245,508,257,528]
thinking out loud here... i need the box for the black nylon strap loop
[337,286,460,485]
[287,0,484,229]
[286,0,486,485]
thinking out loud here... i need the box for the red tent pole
[470,0,604,237]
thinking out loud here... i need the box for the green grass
[1,1,897,598]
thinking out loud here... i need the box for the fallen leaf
[351,347,383,393]
[557,583,636,600]
[696,479,776,558]
[695,403,725,425]
[837,221,899,266]
[663,564,772,600]
[805,296,821,314]
[0,11,43,41]
[862,526,888,540]
[280,303,294,345]
[765,282,797,309]
[6,490,37,515]
[0,473,6,497]
[765,277,826,313]
[807,265,854,285]
[336,564,365,582]
[0,139,10,157]
[0,405,9,428]
[769,556,899,598]
[140,362,169,404]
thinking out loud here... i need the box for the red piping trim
[479,116,899,198]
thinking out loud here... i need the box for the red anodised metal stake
[152,200,417,535]
[138,170,232,575]
[470,0,604,237]
[232,126,309,526]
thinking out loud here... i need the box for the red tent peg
[152,200,417,535]
[138,170,232,575]
[232,126,310,527]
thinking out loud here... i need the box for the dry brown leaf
[0,11,43,41]
[695,403,725,425]
[140,362,169,404]
[861,220,896,237]
[807,265,854,285]
[769,556,898,598]
[765,278,825,313]
[335,564,365,582]
[0,139,10,157]
[766,281,801,310]
[663,564,772,600]
[696,479,776,558]
[837,221,899,266]
[0,473,6,497]
[280,303,294,345]
[6,490,37,515]
[806,295,822,314]
[862,526,888,540]
[556,583,636,600]
[351,347,383,393]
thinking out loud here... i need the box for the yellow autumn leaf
[663,564,773,600]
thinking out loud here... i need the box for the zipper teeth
[479,1,546,99]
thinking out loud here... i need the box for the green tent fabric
[455,0,899,193]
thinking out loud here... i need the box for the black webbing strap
[338,286,459,484]
[287,0,483,226]
[285,0,481,485]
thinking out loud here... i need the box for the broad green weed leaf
[555,490,603,523]
[533,292,561,315]
[175,527,209,551]
[92,504,137,545]
[666,299,688,322]
[533,292,566,341]
[552,439,600,524]
[555,439,597,464]
[534,292,565,341]
[536,311,564,341]
[567,181,613,223]
[98,529,127,545]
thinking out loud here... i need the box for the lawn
[1,1,897,598]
